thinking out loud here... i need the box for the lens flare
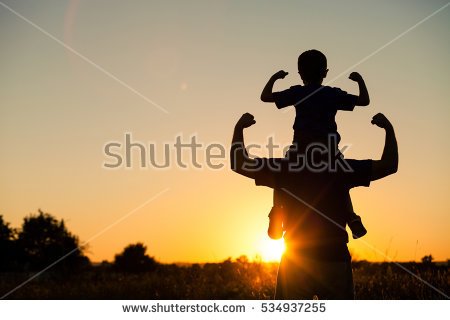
[259,237,285,262]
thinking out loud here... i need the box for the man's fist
[371,113,392,129]
[349,72,363,82]
[273,70,289,80]
[236,113,256,129]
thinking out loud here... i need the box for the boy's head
[297,50,328,84]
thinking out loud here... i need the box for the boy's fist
[349,72,363,82]
[236,113,256,129]
[273,70,289,80]
[371,113,392,129]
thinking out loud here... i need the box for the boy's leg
[268,145,297,241]
[345,192,367,239]
[337,144,367,240]
[268,189,284,239]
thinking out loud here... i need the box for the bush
[114,243,157,273]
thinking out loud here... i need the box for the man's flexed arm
[261,70,288,102]
[371,113,398,181]
[231,113,258,179]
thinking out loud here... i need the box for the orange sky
[1,0,449,263]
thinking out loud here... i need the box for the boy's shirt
[272,85,358,139]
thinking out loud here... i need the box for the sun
[259,237,286,262]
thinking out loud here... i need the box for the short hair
[297,50,327,82]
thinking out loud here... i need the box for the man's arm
[230,113,258,179]
[260,70,288,102]
[349,72,370,106]
[371,113,398,181]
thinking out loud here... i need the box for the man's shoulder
[344,158,373,168]
[253,157,288,188]
[255,157,288,168]
[339,159,373,188]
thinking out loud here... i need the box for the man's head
[297,50,328,85]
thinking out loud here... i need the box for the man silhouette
[230,112,398,299]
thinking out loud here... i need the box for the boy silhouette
[261,49,370,239]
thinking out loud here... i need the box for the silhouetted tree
[114,243,157,273]
[0,215,14,241]
[0,215,22,271]
[17,210,90,271]
[421,254,434,265]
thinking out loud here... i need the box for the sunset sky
[1,0,449,263]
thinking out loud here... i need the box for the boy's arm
[260,70,288,102]
[349,72,370,106]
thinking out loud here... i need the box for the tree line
[0,210,157,273]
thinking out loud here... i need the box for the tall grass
[0,259,447,299]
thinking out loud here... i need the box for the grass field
[0,259,448,299]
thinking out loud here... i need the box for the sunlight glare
[259,238,285,262]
